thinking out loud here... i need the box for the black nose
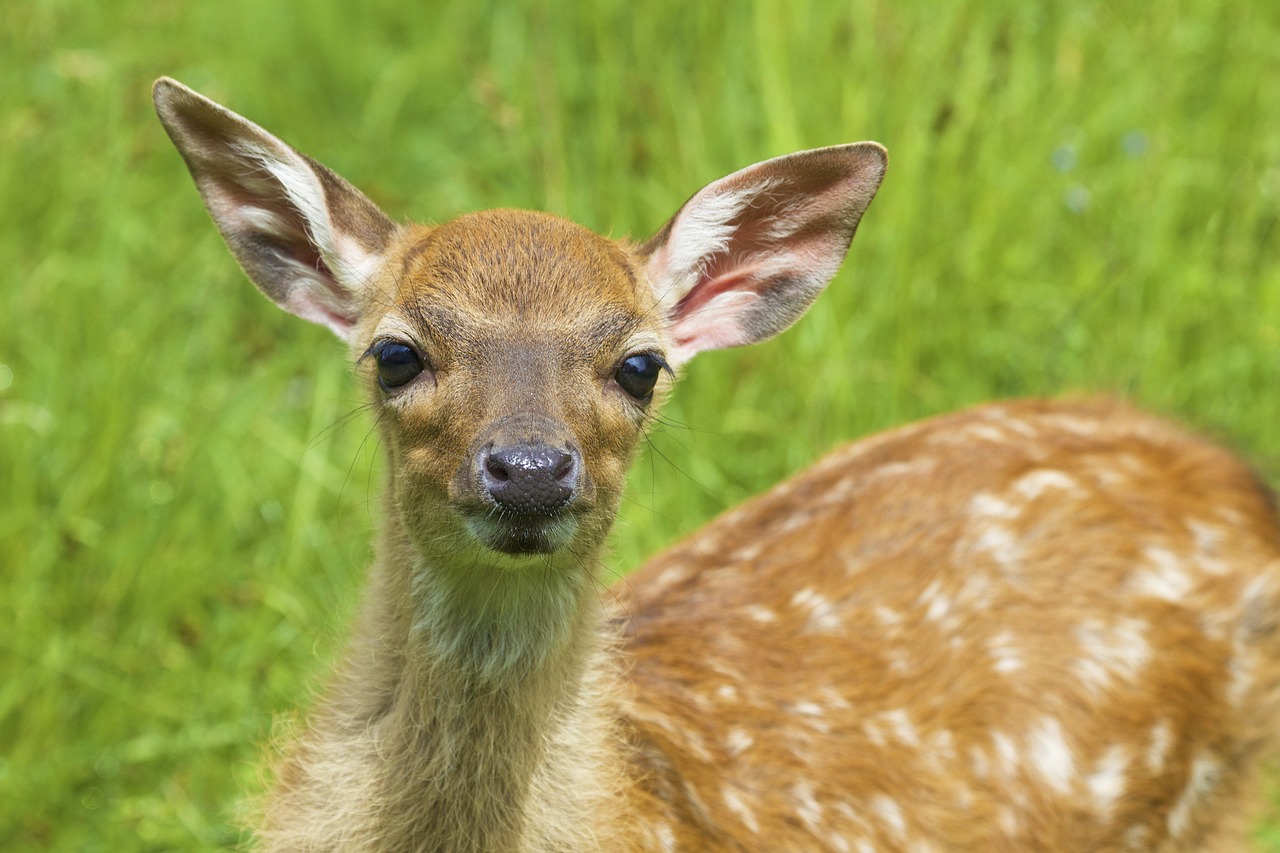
[480,443,578,516]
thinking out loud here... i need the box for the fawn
[155,77,1280,852]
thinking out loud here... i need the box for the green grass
[2,0,1279,849]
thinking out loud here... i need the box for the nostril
[551,450,575,483]
[485,454,512,482]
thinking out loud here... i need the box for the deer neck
[335,507,625,851]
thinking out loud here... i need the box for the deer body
[154,78,1280,852]
[622,399,1280,851]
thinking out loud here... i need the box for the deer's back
[616,398,1280,851]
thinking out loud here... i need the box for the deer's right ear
[152,77,397,340]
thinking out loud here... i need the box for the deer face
[358,211,667,561]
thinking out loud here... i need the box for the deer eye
[370,341,424,391]
[614,353,665,401]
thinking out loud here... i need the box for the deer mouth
[463,510,579,556]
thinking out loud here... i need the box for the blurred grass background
[2,0,1279,849]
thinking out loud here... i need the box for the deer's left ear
[153,77,398,341]
[641,143,887,367]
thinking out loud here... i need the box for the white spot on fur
[793,587,841,632]
[1013,468,1081,499]
[716,684,738,702]
[1228,650,1255,708]
[654,823,676,852]
[967,422,1008,440]
[1130,546,1192,602]
[865,458,940,482]
[722,787,760,833]
[1234,575,1280,694]
[1044,413,1104,436]
[792,780,824,832]
[792,701,831,734]
[1074,617,1150,691]
[871,795,906,837]
[778,513,813,535]
[1168,754,1220,837]
[988,630,1024,674]
[725,728,753,756]
[998,805,1020,836]
[1147,721,1172,774]
[1187,519,1228,575]
[1028,718,1076,794]
[916,580,951,622]
[989,408,1038,437]
[1241,572,1280,613]
[834,801,861,824]
[971,525,1021,570]
[1087,746,1130,819]
[970,493,1021,520]
[819,687,853,711]
[883,709,920,747]
[826,835,852,853]
[628,706,713,762]
[874,605,902,627]
[971,746,991,779]
[1216,506,1246,527]
[960,572,995,609]
[930,729,957,761]
[993,732,1020,778]
[657,564,693,589]
[744,605,777,624]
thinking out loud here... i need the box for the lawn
[2,0,1279,849]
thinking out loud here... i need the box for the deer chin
[463,510,579,557]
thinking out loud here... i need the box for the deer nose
[480,443,578,516]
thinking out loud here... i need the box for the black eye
[614,353,665,400]
[372,342,424,390]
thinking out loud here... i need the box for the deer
[153,76,1280,852]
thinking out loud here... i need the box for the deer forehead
[377,210,659,353]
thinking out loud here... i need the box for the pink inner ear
[672,262,768,320]
[667,263,770,354]
[664,230,844,361]
[282,288,358,334]
[668,293,756,361]
[275,246,362,336]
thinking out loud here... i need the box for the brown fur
[152,78,1280,851]
[619,399,1280,851]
